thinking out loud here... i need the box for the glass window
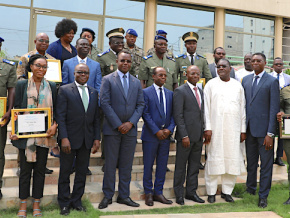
[106,0,145,20]
[0,6,30,59]
[34,0,103,15]
[0,0,30,7]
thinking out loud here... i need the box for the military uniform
[16,49,55,79]
[0,58,17,189]
[139,52,177,91]
[146,47,174,59]
[123,43,144,76]
[88,45,102,62]
[175,53,212,85]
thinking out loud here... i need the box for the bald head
[34,33,49,55]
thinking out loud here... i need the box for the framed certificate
[0,97,6,125]
[280,114,290,139]
[184,78,206,89]
[11,107,51,138]
[28,59,62,83]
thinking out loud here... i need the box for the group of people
[0,17,289,217]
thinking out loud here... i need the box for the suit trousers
[246,131,274,198]
[0,125,7,188]
[102,134,137,199]
[174,140,202,198]
[58,142,91,208]
[19,146,48,199]
[142,139,170,195]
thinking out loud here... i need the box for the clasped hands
[156,129,171,141]
[118,122,133,134]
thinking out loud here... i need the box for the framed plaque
[184,78,206,89]
[28,59,62,83]
[11,107,51,138]
[0,97,6,125]
[280,114,290,139]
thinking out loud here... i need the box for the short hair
[152,66,165,75]
[218,58,231,67]
[76,37,89,46]
[26,54,47,72]
[252,52,266,61]
[274,57,282,61]
[55,19,77,38]
[117,50,132,58]
[213,47,224,54]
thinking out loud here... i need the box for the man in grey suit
[208,47,235,79]
[173,65,205,205]
[98,51,145,209]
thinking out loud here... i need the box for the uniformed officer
[0,37,17,199]
[16,33,55,80]
[146,30,174,59]
[123,29,144,77]
[80,27,102,62]
[175,32,212,85]
[139,35,177,91]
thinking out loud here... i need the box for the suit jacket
[100,71,145,136]
[141,85,175,142]
[62,56,102,93]
[209,63,235,78]
[242,72,280,137]
[269,72,290,88]
[56,82,100,150]
[46,39,77,61]
[173,83,204,142]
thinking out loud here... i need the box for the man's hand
[118,122,133,134]
[46,123,57,137]
[10,133,19,141]
[182,136,190,148]
[240,133,247,142]
[91,140,100,154]
[61,138,71,154]
[163,129,171,139]
[204,130,212,145]
[1,111,11,127]
[277,111,285,123]
[156,130,166,140]
[263,135,274,150]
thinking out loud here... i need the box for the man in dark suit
[173,65,205,205]
[141,66,175,206]
[98,51,144,209]
[242,53,280,208]
[57,64,101,215]
[208,47,235,79]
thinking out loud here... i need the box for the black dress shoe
[98,197,112,209]
[185,192,205,203]
[199,163,205,170]
[284,197,290,205]
[117,197,140,207]
[60,206,70,216]
[221,192,234,202]
[166,167,170,172]
[207,195,216,203]
[86,168,92,176]
[274,157,285,166]
[176,197,184,205]
[0,189,2,200]
[73,206,86,212]
[153,194,173,204]
[245,188,256,195]
[258,198,268,208]
[145,193,153,206]
[45,167,53,174]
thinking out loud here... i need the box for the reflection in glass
[0,6,30,59]
[0,0,30,7]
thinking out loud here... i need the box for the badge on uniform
[182,66,187,76]
[110,63,114,71]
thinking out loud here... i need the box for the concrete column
[274,16,283,58]
[144,0,157,52]
[214,7,225,49]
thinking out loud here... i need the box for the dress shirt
[272,71,285,88]
[117,69,130,89]
[187,52,196,64]
[77,55,87,64]
[187,81,202,105]
[153,83,166,115]
[75,81,90,102]
[252,71,265,85]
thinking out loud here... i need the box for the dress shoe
[258,198,268,208]
[153,194,173,204]
[0,189,2,200]
[86,168,92,175]
[145,193,154,206]
[284,197,290,205]
[245,188,256,195]
[274,157,285,166]
[176,197,184,205]
[98,197,112,209]
[185,192,205,203]
[60,206,70,216]
[199,163,205,170]
[117,197,140,207]
[221,192,234,202]
[73,206,86,212]
[166,167,170,172]
[207,195,216,203]
[45,167,53,174]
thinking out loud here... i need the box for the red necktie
[193,87,201,109]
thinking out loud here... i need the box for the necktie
[159,87,166,124]
[80,85,89,111]
[277,73,280,81]
[123,74,128,97]
[190,54,194,65]
[193,87,201,109]
[80,59,85,64]
[251,75,259,98]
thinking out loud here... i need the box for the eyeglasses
[112,41,124,45]
[274,63,283,66]
[37,39,49,43]
[217,65,229,69]
[32,64,48,70]
[119,60,132,63]
[75,71,89,75]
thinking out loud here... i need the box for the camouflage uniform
[146,47,174,59]
[123,43,144,76]
[88,45,102,62]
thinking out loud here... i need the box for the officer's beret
[106,28,125,38]
[81,28,95,37]
[126,29,138,37]
[154,35,168,42]
[156,30,167,35]
[0,37,4,43]
[182,32,199,42]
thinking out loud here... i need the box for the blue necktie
[159,87,166,124]
[80,59,85,64]
[123,74,128,97]
[251,75,259,98]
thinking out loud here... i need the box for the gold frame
[11,107,51,138]
[28,59,62,83]
[0,97,6,125]
[184,78,206,88]
[280,114,290,139]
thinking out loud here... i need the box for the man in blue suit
[242,53,280,208]
[98,51,144,209]
[141,66,175,206]
[62,38,102,93]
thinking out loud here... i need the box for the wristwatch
[267,132,275,138]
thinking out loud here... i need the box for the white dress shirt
[187,52,196,64]
[187,81,202,105]
[272,71,285,88]
[75,81,90,102]
[153,83,166,115]
[77,55,88,64]
[252,71,265,85]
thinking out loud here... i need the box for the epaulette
[175,54,184,59]
[166,56,175,62]
[3,59,15,65]
[143,55,152,60]
[97,49,110,57]
[197,54,206,59]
